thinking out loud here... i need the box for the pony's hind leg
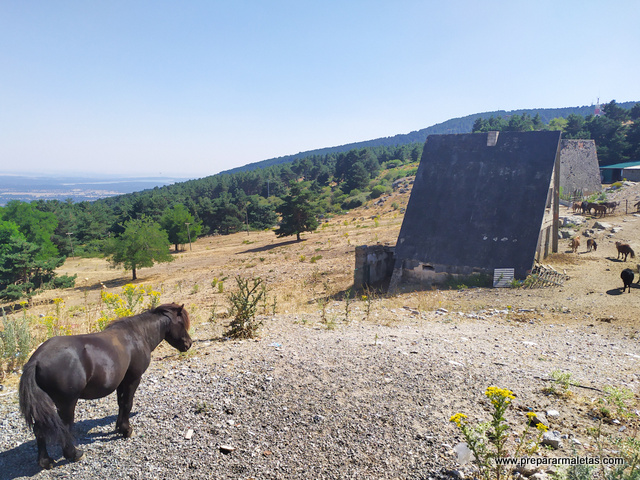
[57,399,83,463]
[116,377,141,438]
[34,426,53,469]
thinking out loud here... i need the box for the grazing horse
[572,202,582,213]
[621,268,634,293]
[19,303,192,469]
[586,238,597,252]
[569,237,580,253]
[616,242,636,261]
[581,201,592,214]
[604,201,620,214]
[592,204,607,217]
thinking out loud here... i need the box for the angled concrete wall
[390,131,561,289]
[559,139,601,197]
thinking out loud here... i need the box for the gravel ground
[1,305,639,480]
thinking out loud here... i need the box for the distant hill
[220,102,638,175]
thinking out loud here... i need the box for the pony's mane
[105,303,190,332]
[155,303,190,330]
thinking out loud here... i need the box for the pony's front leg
[57,399,83,463]
[115,377,141,438]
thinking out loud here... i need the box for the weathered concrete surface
[354,244,395,289]
[391,131,561,287]
[559,139,601,197]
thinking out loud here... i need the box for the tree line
[1,101,638,300]
[0,143,421,299]
[472,100,640,166]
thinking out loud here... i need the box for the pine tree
[275,183,319,241]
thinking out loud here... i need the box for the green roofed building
[599,161,640,183]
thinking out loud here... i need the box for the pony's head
[157,303,192,352]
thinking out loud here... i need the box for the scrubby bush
[226,277,267,338]
[1,306,33,372]
[341,194,367,210]
[383,159,403,169]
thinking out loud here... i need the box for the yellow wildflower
[450,413,468,427]
[485,386,515,406]
[536,423,548,432]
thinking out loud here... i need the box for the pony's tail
[631,248,636,259]
[19,361,71,444]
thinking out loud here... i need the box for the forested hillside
[0,100,638,301]
[220,101,638,175]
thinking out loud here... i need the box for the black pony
[19,303,192,469]
[621,268,635,293]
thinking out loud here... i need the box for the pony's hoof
[71,449,84,462]
[38,457,53,470]
[116,421,133,438]
[63,447,83,462]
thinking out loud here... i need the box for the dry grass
[0,190,408,367]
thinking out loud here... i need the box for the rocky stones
[219,445,236,454]
[541,431,563,449]
[593,221,613,230]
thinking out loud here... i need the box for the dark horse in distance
[621,268,635,293]
[19,303,192,469]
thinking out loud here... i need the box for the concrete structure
[558,139,601,197]
[353,244,395,290]
[388,131,561,290]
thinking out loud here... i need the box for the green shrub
[51,274,77,289]
[383,159,403,169]
[341,194,366,210]
[369,184,388,199]
[226,277,267,338]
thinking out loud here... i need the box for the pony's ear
[178,304,184,315]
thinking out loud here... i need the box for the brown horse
[592,204,607,217]
[616,242,636,261]
[19,303,192,469]
[569,237,580,253]
[586,238,597,252]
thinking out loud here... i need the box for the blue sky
[1,1,638,179]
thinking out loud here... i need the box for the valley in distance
[0,173,190,206]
